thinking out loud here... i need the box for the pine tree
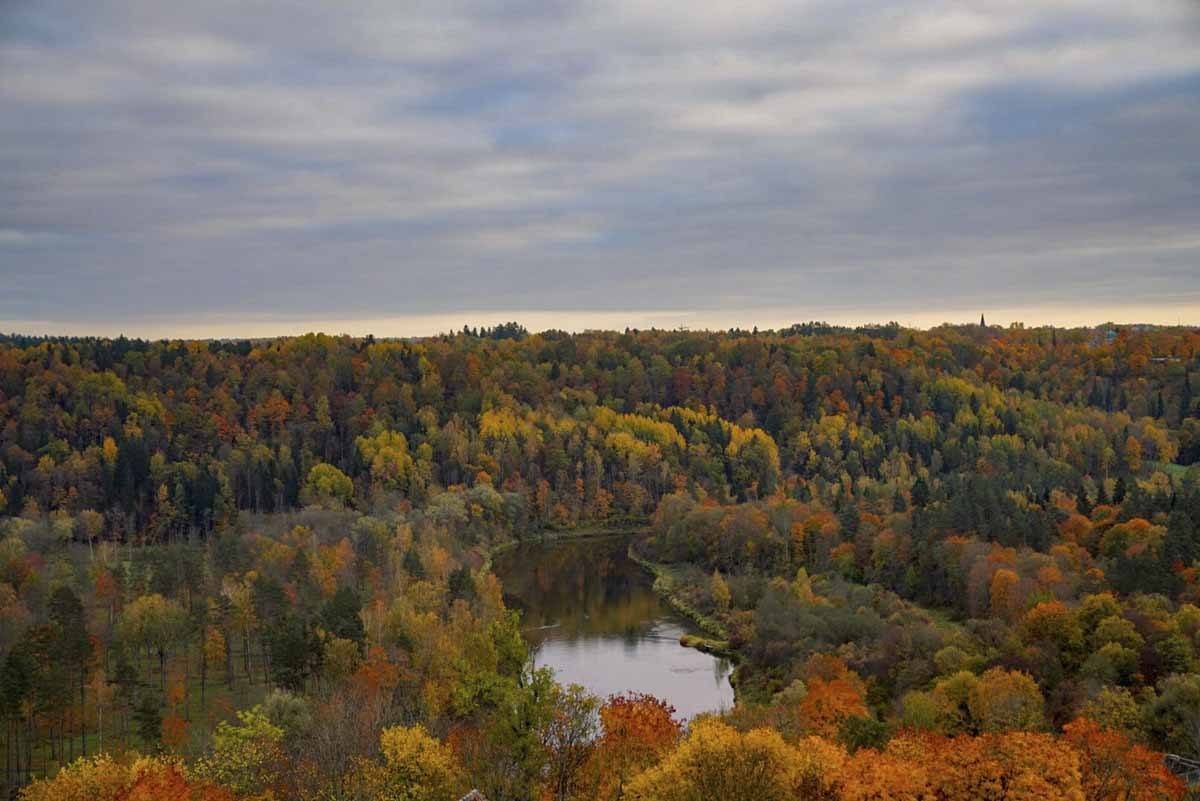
[911,475,931,508]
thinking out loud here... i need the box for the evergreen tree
[910,476,931,508]
[320,586,365,645]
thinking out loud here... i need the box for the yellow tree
[711,570,731,611]
[356,430,416,494]
[625,718,843,801]
[967,668,1045,733]
[19,754,231,801]
[301,463,354,508]
[350,724,465,801]
[117,594,188,693]
[193,708,285,797]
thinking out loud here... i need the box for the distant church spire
[980,313,986,327]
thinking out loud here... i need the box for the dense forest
[3,321,1200,800]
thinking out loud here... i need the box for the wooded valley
[2,321,1199,800]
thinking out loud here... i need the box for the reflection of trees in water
[622,625,643,651]
[713,656,733,687]
[501,536,736,720]
[496,537,666,640]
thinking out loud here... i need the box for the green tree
[321,585,365,645]
[302,463,354,508]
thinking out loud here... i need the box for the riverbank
[484,526,744,704]
[625,541,737,654]
[477,522,648,573]
[490,530,736,717]
[626,541,746,703]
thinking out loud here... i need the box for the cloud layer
[2,0,1198,334]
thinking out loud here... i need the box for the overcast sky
[2,0,1199,337]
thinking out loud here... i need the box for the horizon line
[2,302,1198,341]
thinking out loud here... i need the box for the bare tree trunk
[261,637,270,686]
[80,668,86,757]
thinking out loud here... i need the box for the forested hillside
[3,322,1200,800]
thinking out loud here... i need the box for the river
[493,534,734,720]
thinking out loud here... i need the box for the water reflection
[495,535,734,720]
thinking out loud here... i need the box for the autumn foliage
[1063,718,1186,801]
[19,755,232,801]
[617,717,1189,801]
[624,718,844,801]
[3,325,1199,799]
[589,693,683,799]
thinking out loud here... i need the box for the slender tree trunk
[6,718,13,795]
[184,643,191,722]
[261,637,270,686]
[14,718,21,793]
[80,668,86,757]
[225,629,234,688]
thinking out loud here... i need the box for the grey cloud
[1,0,1198,331]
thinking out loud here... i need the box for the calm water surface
[494,535,733,719]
